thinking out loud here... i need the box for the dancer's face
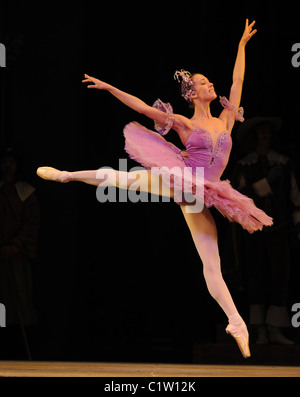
[191,74,217,103]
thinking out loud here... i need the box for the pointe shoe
[37,167,70,183]
[226,323,251,358]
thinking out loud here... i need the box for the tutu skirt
[123,122,273,234]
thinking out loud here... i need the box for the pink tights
[67,168,245,326]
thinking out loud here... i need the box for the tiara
[174,69,194,102]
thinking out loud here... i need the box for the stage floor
[0,361,299,377]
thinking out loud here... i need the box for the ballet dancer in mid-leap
[37,20,272,358]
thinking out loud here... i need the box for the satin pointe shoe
[37,167,70,182]
[226,323,251,358]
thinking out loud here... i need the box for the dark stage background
[1,1,300,362]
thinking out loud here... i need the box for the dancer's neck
[192,101,212,119]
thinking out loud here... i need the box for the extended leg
[36,167,174,198]
[180,204,250,357]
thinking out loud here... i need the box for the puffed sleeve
[152,98,175,135]
[219,96,245,122]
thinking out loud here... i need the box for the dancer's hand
[82,74,111,90]
[239,19,257,47]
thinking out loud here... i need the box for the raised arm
[220,19,257,132]
[82,74,190,141]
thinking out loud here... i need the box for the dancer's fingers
[84,74,96,81]
[83,74,95,82]
[82,75,97,85]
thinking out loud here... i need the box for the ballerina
[37,19,272,358]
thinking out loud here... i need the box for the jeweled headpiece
[174,69,194,102]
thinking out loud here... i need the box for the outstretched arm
[230,19,257,108]
[83,75,152,113]
[82,74,190,138]
[220,19,257,132]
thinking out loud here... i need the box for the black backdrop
[1,1,300,362]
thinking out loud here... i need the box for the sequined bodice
[182,128,232,181]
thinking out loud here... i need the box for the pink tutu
[123,120,273,234]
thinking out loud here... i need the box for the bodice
[182,128,232,181]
